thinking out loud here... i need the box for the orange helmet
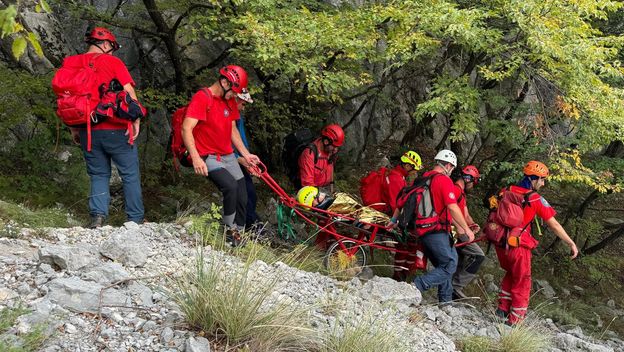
[523,160,549,178]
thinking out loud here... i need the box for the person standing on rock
[392,150,475,303]
[182,65,260,246]
[59,27,145,228]
[493,161,578,325]
[450,165,486,300]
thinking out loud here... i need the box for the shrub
[498,320,552,352]
[459,335,496,352]
[319,313,406,352]
[171,246,315,351]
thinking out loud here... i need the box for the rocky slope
[0,222,622,351]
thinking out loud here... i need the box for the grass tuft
[498,320,552,352]
[319,313,406,352]
[0,307,49,352]
[171,245,314,351]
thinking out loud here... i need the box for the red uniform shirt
[423,170,457,227]
[454,183,467,217]
[298,138,335,188]
[508,185,556,235]
[185,89,239,156]
[385,165,408,213]
[68,53,135,130]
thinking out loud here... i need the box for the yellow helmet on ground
[401,150,423,170]
[297,186,319,207]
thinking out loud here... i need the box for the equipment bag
[395,174,447,237]
[483,189,534,247]
[359,167,389,212]
[52,54,104,150]
[170,88,212,169]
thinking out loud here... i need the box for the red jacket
[298,138,335,188]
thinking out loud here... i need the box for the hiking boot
[88,215,105,229]
[392,271,407,282]
[495,308,509,320]
[452,288,468,300]
[225,229,243,248]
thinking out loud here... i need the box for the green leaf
[35,4,42,13]
[27,32,44,57]
[0,5,18,38]
[40,0,52,14]
[11,36,27,59]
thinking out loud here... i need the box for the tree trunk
[142,0,186,94]
[582,224,624,255]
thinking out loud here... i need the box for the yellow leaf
[12,36,27,59]
[13,22,24,33]
[40,0,52,14]
[27,32,43,57]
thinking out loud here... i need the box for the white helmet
[434,149,457,167]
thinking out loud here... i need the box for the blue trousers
[79,129,144,223]
[413,232,458,302]
[242,168,259,227]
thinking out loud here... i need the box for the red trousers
[495,246,532,324]
[393,241,424,281]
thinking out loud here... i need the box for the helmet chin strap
[219,79,232,99]
[437,161,453,175]
[93,42,114,54]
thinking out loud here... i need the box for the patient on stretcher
[296,187,390,225]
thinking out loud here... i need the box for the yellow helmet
[296,186,319,207]
[401,150,422,170]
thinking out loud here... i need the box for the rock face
[0,222,622,351]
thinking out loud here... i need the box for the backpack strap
[305,143,319,164]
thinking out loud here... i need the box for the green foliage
[414,74,481,142]
[0,1,48,59]
[0,200,79,231]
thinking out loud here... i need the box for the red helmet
[219,65,248,94]
[523,160,549,178]
[321,124,345,147]
[85,27,120,51]
[462,165,481,184]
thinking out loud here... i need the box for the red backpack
[170,88,212,169]
[52,54,102,149]
[395,173,448,237]
[483,188,534,247]
[360,167,389,212]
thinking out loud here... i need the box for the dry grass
[171,246,316,351]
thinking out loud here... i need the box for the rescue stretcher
[248,163,411,275]
[249,162,483,276]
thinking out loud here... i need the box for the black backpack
[281,128,319,189]
[395,174,448,237]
